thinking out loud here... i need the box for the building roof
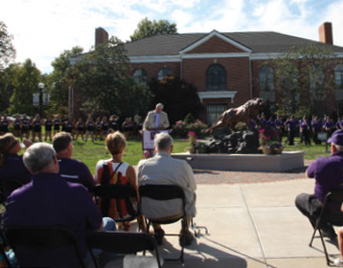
[124,31,343,57]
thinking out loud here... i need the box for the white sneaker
[334,258,343,266]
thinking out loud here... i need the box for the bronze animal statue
[205,98,265,134]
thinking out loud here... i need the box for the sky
[1,0,343,74]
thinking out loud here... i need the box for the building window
[335,64,343,114]
[133,69,147,85]
[207,104,227,125]
[158,68,173,81]
[259,66,275,105]
[206,64,226,91]
[309,64,325,112]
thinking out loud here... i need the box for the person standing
[13,115,22,140]
[21,114,29,139]
[143,103,170,131]
[284,115,297,146]
[44,115,52,142]
[300,116,311,145]
[85,114,95,142]
[295,129,343,240]
[32,114,42,142]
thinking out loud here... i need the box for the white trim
[182,53,250,59]
[180,30,252,54]
[250,53,282,60]
[250,52,343,60]
[129,55,180,63]
[197,91,237,103]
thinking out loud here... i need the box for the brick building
[71,23,343,124]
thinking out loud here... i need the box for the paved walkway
[105,161,339,268]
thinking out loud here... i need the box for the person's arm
[162,112,170,129]
[126,165,138,191]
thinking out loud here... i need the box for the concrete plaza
[106,163,341,268]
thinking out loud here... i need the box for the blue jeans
[85,217,117,266]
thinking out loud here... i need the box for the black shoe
[179,230,194,247]
[154,228,165,245]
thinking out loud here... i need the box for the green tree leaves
[130,18,177,41]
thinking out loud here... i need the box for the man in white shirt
[138,132,196,246]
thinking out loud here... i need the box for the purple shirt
[300,120,309,131]
[58,158,95,191]
[275,119,284,128]
[4,173,102,267]
[0,154,32,197]
[306,151,343,203]
[285,120,297,131]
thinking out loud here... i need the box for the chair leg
[309,227,317,247]
[318,229,333,266]
[88,247,101,268]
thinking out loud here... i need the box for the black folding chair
[87,231,162,268]
[5,226,87,268]
[309,190,343,266]
[92,184,142,229]
[139,184,188,263]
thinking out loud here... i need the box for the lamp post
[38,82,44,118]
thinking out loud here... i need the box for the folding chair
[139,184,188,263]
[309,189,343,266]
[92,184,142,230]
[87,231,162,268]
[5,226,87,268]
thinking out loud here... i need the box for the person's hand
[22,139,33,149]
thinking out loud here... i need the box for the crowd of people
[252,113,342,146]
[0,113,144,143]
[0,103,196,267]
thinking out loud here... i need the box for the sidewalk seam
[239,184,268,268]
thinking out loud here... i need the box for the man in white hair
[143,103,170,130]
[138,132,196,246]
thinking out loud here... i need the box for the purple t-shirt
[58,158,95,191]
[4,173,102,267]
[306,151,343,202]
[285,120,297,131]
[0,154,32,197]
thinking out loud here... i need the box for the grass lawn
[69,135,330,175]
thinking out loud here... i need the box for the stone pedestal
[172,151,304,172]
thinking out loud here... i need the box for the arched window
[259,66,275,110]
[206,64,226,91]
[133,69,147,85]
[158,68,173,81]
[335,64,343,114]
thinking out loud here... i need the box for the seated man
[137,132,196,246]
[295,129,343,240]
[52,131,95,191]
[4,143,115,267]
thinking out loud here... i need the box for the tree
[0,21,16,71]
[74,37,153,118]
[148,77,205,125]
[8,59,41,115]
[130,18,177,41]
[273,44,339,117]
[47,46,84,114]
